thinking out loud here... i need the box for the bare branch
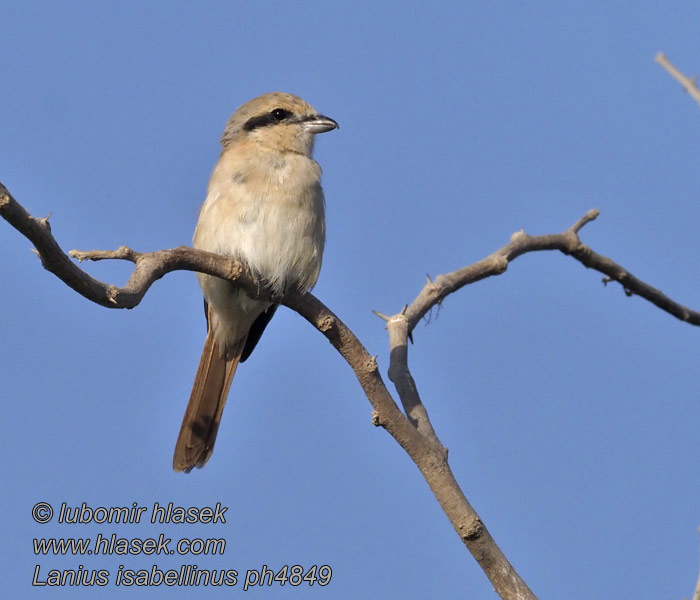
[379,208,697,498]
[5,173,700,600]
[655,52,700,109]
[286,292,536,599]
[4,175,700,600]
[570,207,600,233]
[371,309,391,322]
[1,183,270,308]
[402,208,700,331]
[386,313,441,442]
[1,181,536,600]
[377,208,698,600]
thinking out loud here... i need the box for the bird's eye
[270,108,291,122]
[242,108,293,131]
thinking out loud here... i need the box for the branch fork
[3,179,699,600]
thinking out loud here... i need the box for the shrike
[173,92,338,472]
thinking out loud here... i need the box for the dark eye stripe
[243,108,293,131]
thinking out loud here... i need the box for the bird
[173,92,338,472]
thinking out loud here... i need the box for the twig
[402,209,699,330]
[655,53,700,109]
[0,184,270,308]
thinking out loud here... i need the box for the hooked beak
[300,114,339,134]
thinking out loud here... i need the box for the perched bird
[173,92,338,472]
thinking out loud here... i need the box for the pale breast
[194,149,326,295]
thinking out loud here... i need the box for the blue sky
[2,1,700,598]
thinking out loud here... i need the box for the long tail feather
[173,332,245,472]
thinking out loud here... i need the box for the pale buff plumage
[173,92,337,472]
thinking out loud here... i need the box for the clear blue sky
[2,2,699,598]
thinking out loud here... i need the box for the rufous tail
[173,331,245,472]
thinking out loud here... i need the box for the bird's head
[221,92,338,156]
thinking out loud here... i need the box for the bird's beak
[300,114,339,134]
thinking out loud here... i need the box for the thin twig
[655,53,700,109]
[402,208,699,331]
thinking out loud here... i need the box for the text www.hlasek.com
[34,534,224,556]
